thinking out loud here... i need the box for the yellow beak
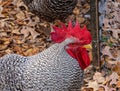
[83,44,92,50]
[83,44,92,61]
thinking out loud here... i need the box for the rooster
[22,0,78,22]
[0,21,92,91]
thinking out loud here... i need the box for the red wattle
[66,44,90,70]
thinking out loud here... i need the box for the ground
[0,0,120,91]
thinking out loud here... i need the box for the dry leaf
[20,26,30,38]
[0,6,4,17]
[12,28,21,35]
[15,40,23,44]
[101,46,114,59]
[111,29,120,39]
[24,48,33,56]
[4,41,10,45]
[81,87,94,91]
[20,26,40,39]
[108,72,119,85]
[28,27,40,39]
[109,88,116,91]
[103,18,111,28]
[5,49,13,54]
[0,44,8,51]
[73,7,79,15]
[81,3,90,14]
[98,85,109,91]
[87,81,99,91]
[22,44,29,49]
[16,11,25,20]
[98,86,105,91]
[112,62,120,76]
[93,72,105,84]
[76,16,85,23]
[117,81,120,88]
[0,32,7,37]
[24,47,39,56]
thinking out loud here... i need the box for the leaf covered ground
[0,0,120,91]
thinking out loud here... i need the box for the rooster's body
[0,39,83,91]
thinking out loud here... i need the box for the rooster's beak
[83,44,92,50]
[83,44,92,62]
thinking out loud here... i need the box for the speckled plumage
[22,0,78,22]
[0,39,84,91]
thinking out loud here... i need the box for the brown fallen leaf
[22,44,29,49]
[103,18,111,28]
[81,87,94,91]
[73,7,80,15]
[98,86,105,91]
[112,62,120,76]
[15,19,26,25]
[5,49,13,54]
[12,45,26,55]
[28,27,40,39]
[111,29,120,39]
[12,28,21,35]
[1,0,13,6]
[0,44,8,51]
[20,26,30,38]
[98,85,109,91]
[0,37,11,41]
[93,72,105,84]
[16,11,25,20]
[23,47,39,56]
[3,41,10,45]
[15,40,24,44]
[20,26,40,39]
[0,6,4,17]
[108,72,119,86]
[87,81,99,91]
[117,80,120,88]
[81,3,90,14]
[101,46,114,59]
[0,32,7,37]
[76,16,85,23]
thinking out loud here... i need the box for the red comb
[51,21,92,45]
[51,21,92,70]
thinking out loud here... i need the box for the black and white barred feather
[0,38,84,91]
[22,0,78,22]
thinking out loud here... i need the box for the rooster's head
[51,21,92,70]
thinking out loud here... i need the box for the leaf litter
[0,0,120,91]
